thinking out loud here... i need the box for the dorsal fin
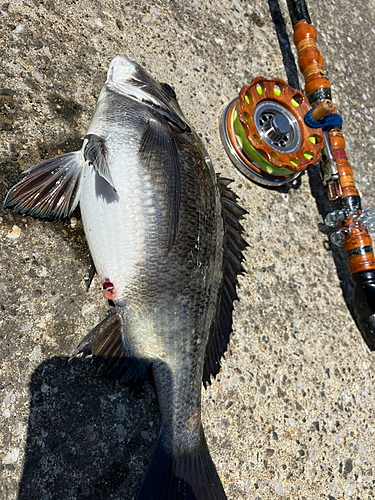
[202,176,248,388]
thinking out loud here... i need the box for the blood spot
[102,278,116,300]
[188,408,200,431]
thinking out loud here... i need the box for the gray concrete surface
[1,0,375,498]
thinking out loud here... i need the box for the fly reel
[220,76,326,186]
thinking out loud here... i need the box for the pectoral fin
[83,133,115,189]
[3,151,86,218]
[139,120,181,252]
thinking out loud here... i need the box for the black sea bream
[4,55,247,500]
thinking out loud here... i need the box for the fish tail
[137,423,227,500]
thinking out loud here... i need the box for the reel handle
[311,99,334,121]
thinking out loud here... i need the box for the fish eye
[161,83,176,99]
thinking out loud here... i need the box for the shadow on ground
[18,357,159,500]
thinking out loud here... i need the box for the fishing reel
[220,76,326,186]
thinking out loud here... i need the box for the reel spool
[220,76,326,186]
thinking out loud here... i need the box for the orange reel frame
[237,76,325,172]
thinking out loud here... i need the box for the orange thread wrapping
[296,37,317,53]
[329,130,358,198]
[302,64,326,81]
[343,227,375,274]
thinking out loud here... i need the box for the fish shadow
[267,0,355,316]
[18,356,159,500]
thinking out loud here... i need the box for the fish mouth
[106,55,189,132]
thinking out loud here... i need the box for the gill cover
[106,55,189,132]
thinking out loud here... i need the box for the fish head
[106,55,189,132]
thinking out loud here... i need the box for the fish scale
[4,55,248,500]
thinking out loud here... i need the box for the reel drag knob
[220,77,326,186]
[269,114,290,138]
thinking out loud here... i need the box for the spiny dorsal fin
[202,176,248,388]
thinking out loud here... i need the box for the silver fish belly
[4,55,248,500]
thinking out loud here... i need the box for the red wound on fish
[102,278,116,300]
[188,408,200,431]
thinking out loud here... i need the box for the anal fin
[70,309,149,383]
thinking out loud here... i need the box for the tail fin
[137,424,227,500]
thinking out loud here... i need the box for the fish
[4,55,248,500]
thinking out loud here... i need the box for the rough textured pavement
[1,0,375,499]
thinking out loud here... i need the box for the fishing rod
[220,0,375,349]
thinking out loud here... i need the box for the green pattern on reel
[233,110,294,177]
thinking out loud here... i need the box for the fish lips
[106,55,189,132]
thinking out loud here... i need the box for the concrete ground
[1,0,375,499]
